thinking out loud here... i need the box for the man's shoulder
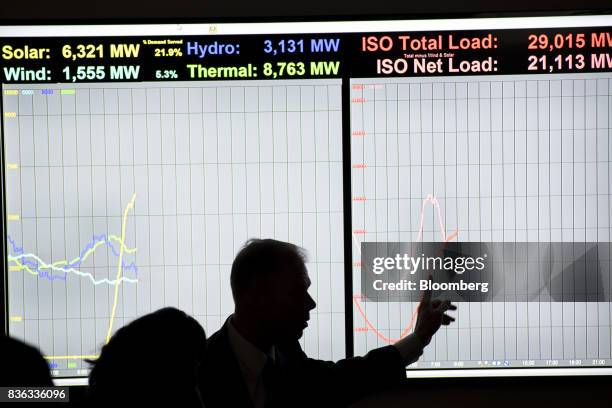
[200,320,239,383]
[199,323,253,408]
[207,325,228,345]
[204,324,232,361]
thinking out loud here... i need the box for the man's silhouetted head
[231,238,316,344]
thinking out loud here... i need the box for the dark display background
[1,27,612,83]
[0,0,611,20]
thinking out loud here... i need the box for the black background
[4,27,612,84]
[0,0,610,20]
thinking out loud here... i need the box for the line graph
[352,193,457,344]
[7,193,138,360]
[350,74,612,369]
[8,234,138,284]
[3,80,345,377]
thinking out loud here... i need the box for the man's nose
[306,292,316,311]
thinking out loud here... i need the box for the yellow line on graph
[10,258,37,277]
[44,236,136,270]
[105,193,137,344]
[44,355,99,360]
[110,235,137,253]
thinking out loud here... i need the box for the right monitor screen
[351,23,612,374]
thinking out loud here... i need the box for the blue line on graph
[7,235,138,282]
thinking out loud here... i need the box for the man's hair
[230,238,308,302]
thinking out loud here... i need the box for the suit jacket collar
[202,316,254,408]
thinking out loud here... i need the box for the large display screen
[2,15,612,381]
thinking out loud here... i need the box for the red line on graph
[352,194,458,344]
[353,294,419,343]
[416,193,454,242]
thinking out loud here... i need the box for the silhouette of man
[199,238,455,408]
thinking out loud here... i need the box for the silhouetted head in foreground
[0,335,53,386]
[230,238,316,351]
[88,307,206,407]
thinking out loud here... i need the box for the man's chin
[293,328,304,340]
[280,328,304,342]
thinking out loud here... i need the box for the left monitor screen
[3,78,346,377]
